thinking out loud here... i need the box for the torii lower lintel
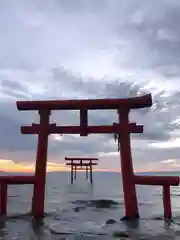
[66,163,97,166]
[21,123,143,135]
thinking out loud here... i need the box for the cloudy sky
[0,0,180,172]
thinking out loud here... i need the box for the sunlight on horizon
[0,158,177,173]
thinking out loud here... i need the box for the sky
[0,0,180,172]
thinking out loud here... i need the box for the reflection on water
[0,172,180,239]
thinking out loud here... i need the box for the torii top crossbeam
[16,94,152,110]
[65,157,98,161]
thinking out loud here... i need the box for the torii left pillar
[32,110,51,218]
[85,166,88,179]
[89,160,93,184]
[74,165,77,180]
[71,160,74,184]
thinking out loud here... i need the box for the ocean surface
[1,171,180,239]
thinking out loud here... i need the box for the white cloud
[150,138,180,149]
[161,159,176,164]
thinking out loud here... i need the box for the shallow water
[1,171,180,239]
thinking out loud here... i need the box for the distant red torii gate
[65,157,98,184]
[16,94,152,219]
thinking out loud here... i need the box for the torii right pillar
[118,108,139,219]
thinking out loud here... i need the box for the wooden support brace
[0,176,35,216]
[134,175,179,219]
[0,176,35,185]
[134,175,179,186]
[163,184,172,219]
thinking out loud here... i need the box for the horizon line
[0,169,179,174]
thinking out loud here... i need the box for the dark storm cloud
[1,79,27,92]
[0,79,30,99]
[0,69,174,160]
[0,71,145,162]
[0,67,179,168]
[0,0,179,74]
[0,75,139,156]
[0,102,37,152]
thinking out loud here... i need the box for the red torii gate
[16,94,151,219]
[8,93,178,220]
[65,157,98,184]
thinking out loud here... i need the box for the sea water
[1,171,180,239]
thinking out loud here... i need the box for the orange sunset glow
[0,159,175,173]
[0,159,122,173]
[0,159,68,173]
